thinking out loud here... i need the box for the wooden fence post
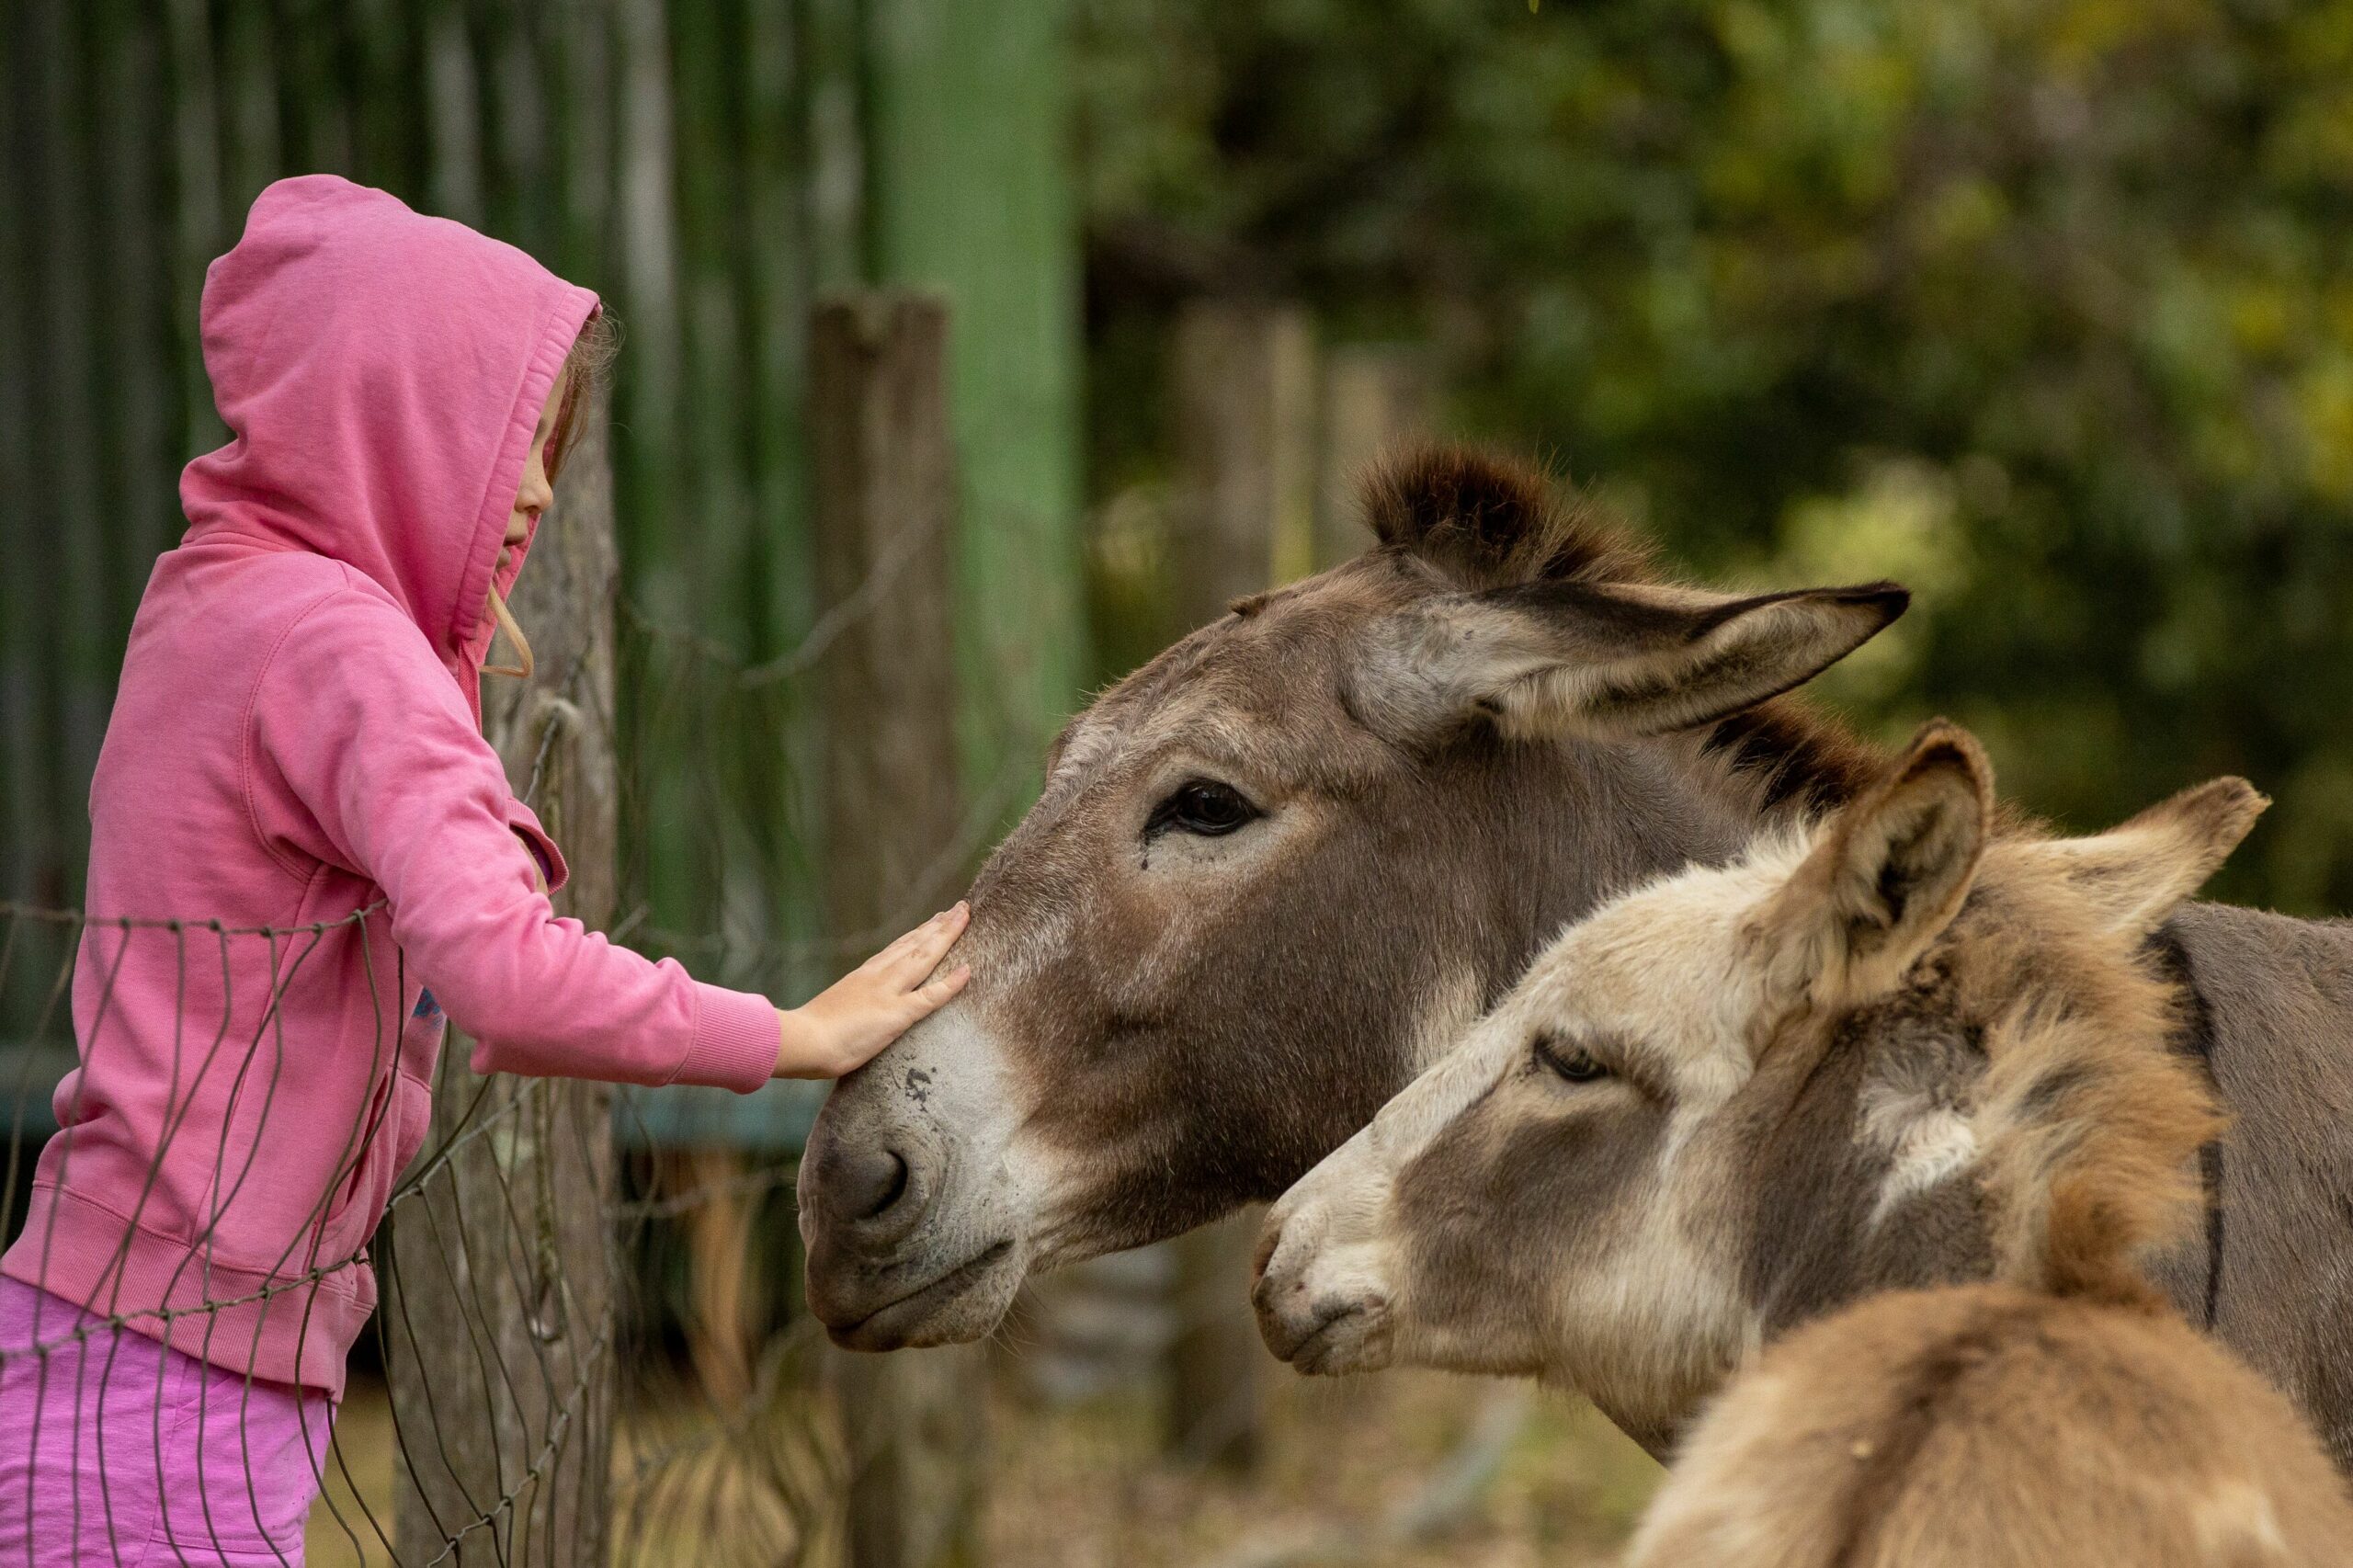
[1317,345,1434,570]
[1160,298,1317,1471]
[1171,300,1319,603]
[385,384,620,1566]
[813,291,986,1568]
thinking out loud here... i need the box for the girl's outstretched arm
[252,588,782,1091]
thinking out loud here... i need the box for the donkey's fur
[1252,728,2271,1455]
[800,447,2353,1469]
[1634,1285,2353,1566]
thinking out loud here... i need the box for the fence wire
[0,892,860,1568]
[0,571,993,1566]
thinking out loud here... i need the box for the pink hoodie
[0,176,780,1396]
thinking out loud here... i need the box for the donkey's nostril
[833,1144,911,1221]
[867,1150,911,1218]
[1250,1224,1281,1283]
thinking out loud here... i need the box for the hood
[179,175,598,711]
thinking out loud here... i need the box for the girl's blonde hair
[485,308,621,681]
[546,307,621,485]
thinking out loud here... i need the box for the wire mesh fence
[0,631,910,1564]
[0,912,840,1567]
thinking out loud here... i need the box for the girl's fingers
[914,965,972,1010]
[877,903,968,977]
[881,903,960,955]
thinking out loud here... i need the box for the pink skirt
[0,1275,335,1565]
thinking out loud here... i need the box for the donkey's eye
[1533,1035,1609,1085]
[1147,779,1259,838]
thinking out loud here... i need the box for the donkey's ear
[1757,722,1993,1003]
[1350,577,1908,745]
[2014,778,2267,937]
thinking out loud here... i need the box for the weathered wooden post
[1317,345,1435,569]
[385,383,620,1566]
[1160,298,1318,1471]
[813,291,986,1568]
[1172,300,1320,597]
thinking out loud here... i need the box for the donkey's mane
[1699,700,1887,817]
[1943,849,2224,1305]
[1364,447,1654,592]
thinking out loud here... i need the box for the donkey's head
[801,449,1908,1349]
[1253,723,2259,1449]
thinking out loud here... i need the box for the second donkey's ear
[1349,576,1909,746]
[2013,778,2268,938]
[1756,722,1994,1004]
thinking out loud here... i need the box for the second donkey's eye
[1148,779,1259,838]
[1534,1034,1609,1085]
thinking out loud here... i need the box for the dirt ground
[982,1366,1661,1568]
[308,1358,1659,1567]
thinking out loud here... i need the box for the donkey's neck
[1380,701,1875,1095]
[1458,733,1784,1001]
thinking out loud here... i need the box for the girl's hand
[775,903,972,1079]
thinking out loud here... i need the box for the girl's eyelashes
[1531,1031,1610,1085]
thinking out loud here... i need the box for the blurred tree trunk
[0,0,52,914]
[813,291,986,1568]
[862,0,1086,805]
[1170,301,1318,612]
[422,0,483,226]
[90,10,176,639]
[162,0,224,452]
[1317,346,1434,570]
[216,0,279,221]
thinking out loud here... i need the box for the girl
[0,175,969,1563]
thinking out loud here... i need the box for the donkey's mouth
[823,1240,1017,1351]
[1258,1289,1394,1376]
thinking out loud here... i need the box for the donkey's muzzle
[1250,1206,1396,1375]
[796,1004,1032,1347]
[799,1045,956,1256]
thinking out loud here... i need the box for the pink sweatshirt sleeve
[252,589,779,1092]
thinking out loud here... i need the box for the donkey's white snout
[1251,1194,1397,1375]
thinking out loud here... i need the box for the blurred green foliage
[1075,0,2353,915]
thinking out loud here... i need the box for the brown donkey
[803,452,1905,1347]
[1256,729,2265,1418]
[1641,736,2352,1564]
[801,449,2353,1468]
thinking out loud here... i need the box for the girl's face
[501,364,571,575]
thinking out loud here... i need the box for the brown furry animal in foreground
[1630,1282,2353,1566]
